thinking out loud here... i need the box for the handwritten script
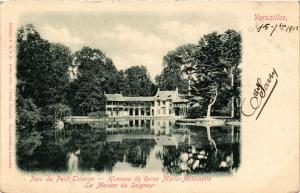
[256,23,299,36]
[241,68,278,120]
[248,14,299,36]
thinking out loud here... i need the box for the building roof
[105,88,188,103]
[155,90,178,100]
[105,93,154,102]
[155,88,188,103]
[105,94,124,101]
[123,96,154,102]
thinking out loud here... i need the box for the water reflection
[67,150,79,172]
[17,119,240,174]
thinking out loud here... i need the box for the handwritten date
[256,23,299,36]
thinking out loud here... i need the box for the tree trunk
[206,88,218,118]
[207,126,212,141]
[231,96,235,118]
[230,125,234,171]
[206,126,217,156]
[230,68,235,118]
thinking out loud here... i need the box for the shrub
[187,106,206,119]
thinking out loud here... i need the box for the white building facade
[105,88,188,118]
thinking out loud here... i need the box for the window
[157,110,160,114]
[129,108,133,116]
[163,109,166,114]
[146,109,151,116]
[135,109,139,116]
[135,120,139,127]
[129,120,133,127]
[157,101,160,106]
[163,101,166,106]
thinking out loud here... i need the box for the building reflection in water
[18,118,240,174]
[101,118,240,174]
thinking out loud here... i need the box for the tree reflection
[95,143,124,172]
[160,125,240,174]
[17,121,240,174]
[125,139,155,168]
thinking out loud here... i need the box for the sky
[19,10,239,80]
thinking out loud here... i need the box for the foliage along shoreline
[16,23,241,170]
[16,23,241,132]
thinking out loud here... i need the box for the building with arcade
[105,88,189,117]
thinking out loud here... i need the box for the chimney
[158,88,160,92]
[176,87,178,92]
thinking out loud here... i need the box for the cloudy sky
[19,10,239,79]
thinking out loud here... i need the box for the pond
[17,118,240,174]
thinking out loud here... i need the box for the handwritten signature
[241,68,278,120]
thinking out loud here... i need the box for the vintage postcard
[0,1,299,193]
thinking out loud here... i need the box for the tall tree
[220,30,242,118]
[123,65,156,96]
[17,24,71,108]
[17,24,51,107]
[154,30,241,118]
[70,47,122,115]
[17,24,72,126]
[192,32,231,118]
[46,43,73,104]
[155,44,197,94]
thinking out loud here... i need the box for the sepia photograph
[1,2,299,193]
[16,10,242,175]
